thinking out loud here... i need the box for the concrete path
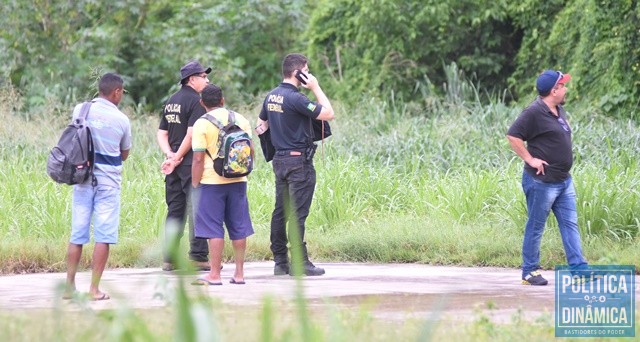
[1,262,636,322]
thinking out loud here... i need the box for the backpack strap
[227,110,236,126]
[77,101,98,186]
[73,101,92,126]
[201,113,225,130]
[201,112,228,161]
[79,101,92,119]
[202,110,237,129]
[86,126,97,186]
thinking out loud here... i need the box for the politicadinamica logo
[555,265,635,337]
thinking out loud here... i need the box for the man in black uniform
[157,60,211,271]
[256,53,335,276]
[507,70,588,285]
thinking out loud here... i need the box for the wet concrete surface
[0,262,637,322]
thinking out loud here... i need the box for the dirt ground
[0,262,636,323]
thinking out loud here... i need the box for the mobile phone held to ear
[295,70,308,85]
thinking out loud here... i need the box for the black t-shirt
[158,86,206,165]
[507,97,573,182]
[258,83,322,150]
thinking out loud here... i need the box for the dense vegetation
[1,67,639,340]
[1,3,639,338]
[1,64,638,274]
[0,1,638,273]
[2,0,638,116]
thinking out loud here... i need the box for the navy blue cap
[536,70,571,95]
[180,61,212,83]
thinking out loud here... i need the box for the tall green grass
[1,66,639,273]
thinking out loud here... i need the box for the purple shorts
[193,182,254,240]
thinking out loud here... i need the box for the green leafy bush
[305,0,520,102]
[509,0,640,117]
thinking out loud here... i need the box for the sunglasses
[554,71,564,87]
[557,117,570,132]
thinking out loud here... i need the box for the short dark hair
[201,84,223,108]
[180,74,195,86]
[282,53,308,78]
[98,73,124,95]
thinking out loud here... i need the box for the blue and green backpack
[201,110,254,178]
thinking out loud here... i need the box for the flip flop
[91,293,110,301]
[191,278,223,286]
[229,278,246,285]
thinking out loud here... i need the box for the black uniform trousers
[270,151,316,265]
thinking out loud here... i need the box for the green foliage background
[0,0,308,113]
[510,0,640,116]
[306,0,521,100]
[1,0,638,116]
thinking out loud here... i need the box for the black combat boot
[274,254,290,275]
[302,260,325,276]
[289,243,325,276]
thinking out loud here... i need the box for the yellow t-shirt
[192,108,253,184]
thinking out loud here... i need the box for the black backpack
[201,110,254,178]
[47,101,97,186]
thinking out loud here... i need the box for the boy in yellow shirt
[191,84,254,285]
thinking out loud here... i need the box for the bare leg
[89,243,110,299]
[65,243,83,296]
[204,238,224,283]
[231,238,247,282]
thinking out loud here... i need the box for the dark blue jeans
[521,172,588,278]
[164,164,208,263]
[270,153,316,264]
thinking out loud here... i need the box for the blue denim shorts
[194,182,254,240]
[71,184,121,244]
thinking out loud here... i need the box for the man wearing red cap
[506,70,588,286]
[157,60,212,271]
